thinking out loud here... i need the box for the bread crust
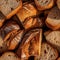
[16,28,42,60]
[45,20,60,30]
[16,3,37,22]
[34,0,54,10]
[5,0,22,19]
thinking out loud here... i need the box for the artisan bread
[34,0,54,10]
[0,0,22,19]
[0,20,20,53]
[40,43,58,60]
[45,7,60,30]
[23,17,43,29]
[0,52,20,60]
[16,28,42,60]
[16,3,37,22]
[7,30,24,50]
[44,31,60,52]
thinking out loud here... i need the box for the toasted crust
[16,3,37,22]
[34,0,54,10]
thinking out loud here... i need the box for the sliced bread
[34,0,54,10]
[0,0,22,19]
[44,30,60,52]
[16,28,42,60]
[0,52,20,60]
[40,43,58,60]
[16,3,37,22]
[45,7,60,30]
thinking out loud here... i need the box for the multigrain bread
[16,28,42,60]
[23,17,43,29]
[40,43,58,60]
[45,7,60,30]
[16,3,37,22]
[0,52,20,60]
[34,0,54,10]
[0,0,22,19]
[44,31,60,52]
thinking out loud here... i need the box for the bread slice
[23,17,43,29]
[0,52,20,60]
[57,0,60,10]
[40,43,58,60]
[16,3,37,22]
[34,0,54,10]
[16,28,42,60]
[45,7,60,30]
[44,30,60,52]
[0,0,22,19]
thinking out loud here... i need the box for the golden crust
[34,0,54,10]
[16,3,37,22]
[6,0,22,19]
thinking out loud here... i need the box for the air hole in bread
[0,47,3,49]
[8,55,11,57]
[47,46,49,50]
[28,56,34,60]
[44,50,47,54]
[11,8,14,10]
[51,55,53,58]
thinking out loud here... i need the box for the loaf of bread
[34,0,54,10]
[0,52,20,60]
[44,30,60,52]
[0,0,22,19]
[0,20,20,53]
[40,43,58,60]
[7,30,24,50]
[23,17,43,29]
[16,3,37,22]
[16,28,42,60]
[45,7,60,30]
